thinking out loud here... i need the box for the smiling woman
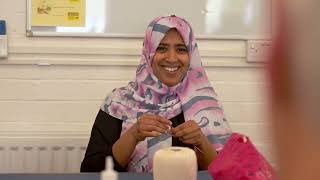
[152,29,190,87]
[80,15,232,173]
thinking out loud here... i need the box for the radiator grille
[0,139,88,173]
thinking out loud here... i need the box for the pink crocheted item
[208,133,276,180]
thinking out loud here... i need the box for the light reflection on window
[204,0,269,36]
[204,0,223,33]
[244,0,254,26]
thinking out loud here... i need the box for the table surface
[0,171,213,180]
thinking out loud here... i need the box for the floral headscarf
[101,15,232,172]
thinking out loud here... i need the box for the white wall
[0,0,274,172]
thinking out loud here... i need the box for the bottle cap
[101,156,118,180]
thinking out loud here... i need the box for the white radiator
[0,138,88,173]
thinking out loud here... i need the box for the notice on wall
[31,0,85,27]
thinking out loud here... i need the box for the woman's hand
[171,120,205,146]
[131,114,172,142]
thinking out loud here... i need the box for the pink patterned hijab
[101,15,232,172]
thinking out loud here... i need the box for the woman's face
[151,29,190,87]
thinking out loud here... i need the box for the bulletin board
[26,0,272,39]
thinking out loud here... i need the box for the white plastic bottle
[101,156,118,180]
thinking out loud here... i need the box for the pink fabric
[209,133,276,180]
[101,15,232,172]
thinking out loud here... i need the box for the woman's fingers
[140,130,162,137]
[143,119,168,130]
[139,115,168,130]
[136,114,172,139]
[177,130,201,144]
[172,121,199,137]
[171,120,204,145]
[139,124,166,134]
[142,114,172,126]
[174,126,199,137]
[181,131,201,141]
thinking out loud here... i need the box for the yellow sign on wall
[31,0,85,27]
